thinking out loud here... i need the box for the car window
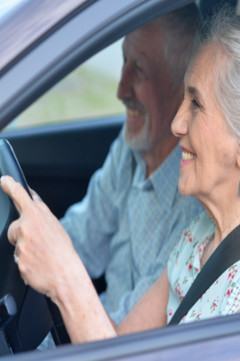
[6,39,125,130]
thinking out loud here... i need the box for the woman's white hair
[196,6,240,141]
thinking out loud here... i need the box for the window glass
[8,39,125,129]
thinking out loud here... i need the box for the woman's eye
[191,98,201,110]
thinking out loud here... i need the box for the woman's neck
[203,197,240,246]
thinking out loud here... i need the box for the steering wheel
[0,139,68,354]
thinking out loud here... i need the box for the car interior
[0,0,239,358]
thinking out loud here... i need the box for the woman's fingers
[7,219,19,246]
[1,175,77,301]
[0,175,32,214]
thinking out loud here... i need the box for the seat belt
[169,224,240,325]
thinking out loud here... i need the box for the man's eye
[136,65,143,73]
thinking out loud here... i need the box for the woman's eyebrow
[187,86,200,97]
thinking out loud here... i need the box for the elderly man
[60,4,203,324]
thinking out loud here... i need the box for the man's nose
[117,66,134,100]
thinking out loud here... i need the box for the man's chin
[123,125,152,152]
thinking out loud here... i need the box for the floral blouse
[167,211,240,323]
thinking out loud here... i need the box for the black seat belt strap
[169,224,240,325]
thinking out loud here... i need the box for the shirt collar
[132,144,181,209]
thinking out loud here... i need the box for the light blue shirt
[61,131,203,324]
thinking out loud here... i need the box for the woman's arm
[117,268,169,335]
[1,175,169,343]
[51,252,117,343]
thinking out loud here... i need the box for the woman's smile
[180,146,196,167]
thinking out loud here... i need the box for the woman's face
[171,44,240,204]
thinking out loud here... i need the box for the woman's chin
[178,183,193,197]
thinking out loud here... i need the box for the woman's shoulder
[218,261,240,315]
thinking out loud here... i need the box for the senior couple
[3,3,240,344]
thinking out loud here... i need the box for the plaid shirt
[61,131,203,324]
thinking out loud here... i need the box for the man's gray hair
[195,6,240,141]
[151,4,200,89]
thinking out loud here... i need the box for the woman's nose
[171,104,189,138]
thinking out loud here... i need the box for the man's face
[117,23,180,156]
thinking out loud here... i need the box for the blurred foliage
[12,65,125,129]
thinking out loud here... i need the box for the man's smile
[127,109,142,118]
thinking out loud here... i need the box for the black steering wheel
[0,139,69,354]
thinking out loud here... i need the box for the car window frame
[0,0,193,130]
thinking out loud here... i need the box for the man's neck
[142,137,179,178]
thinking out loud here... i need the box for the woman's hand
[1,175,77,302]
[0,175,116,343]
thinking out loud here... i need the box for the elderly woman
[2,6,240,343]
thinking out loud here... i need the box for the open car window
[5,39,125,130]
